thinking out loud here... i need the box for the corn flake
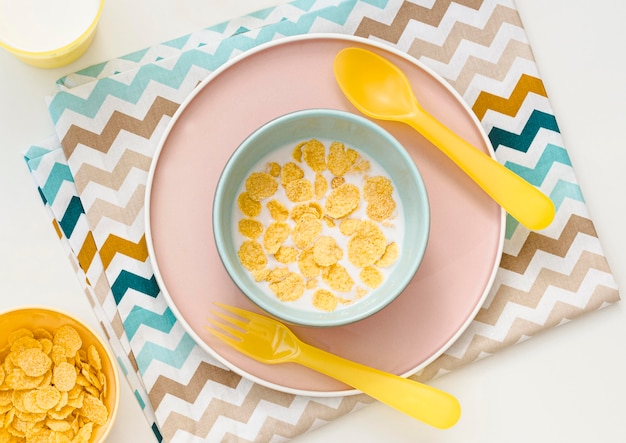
[314,173,328,200]
[238,219,264,239]
[11,336,42,354]
[290,203,322,222]
[53,326,82,359]
[284,178,314,203]
[8,329,33,346]
[14,348,51,377]
[376,242,399,268]
[364,176,396,221]
[36,386,61,411]
[245,172,278,201]
[322,264,354,292]
[80,395,108,426]
[266,267,290,283]
[87,347,101,373]
[0,391,10,407]
[327,142,359,176]
[364,176,393,198]
[291,141,304,162]
[5,368,43,390]
[266,199,289,222]
[274,246,298,264]
[325,183,360,219]
[280,162,304,186]
[360,266,383,289]
[366,195,396,222]
[251,269,270,282]
[339,218,360,236]
[291,215,322,249]
[300,139,326,172]
[312,236,343,267]
[237,192,262,217]
[267,162,281,177]
[237,240,267,271]
[52,362,76,393]
[263,222,291,255]
[72,422,93,443]
[269,273,305,302]
[312,290,340,312]
[348,221,387,268]
[297,248,321,279]
[351,158,371,174]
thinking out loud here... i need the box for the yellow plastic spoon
[333,47,555,231]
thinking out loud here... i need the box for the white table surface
[1,1,624,441]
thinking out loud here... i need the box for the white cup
[0,0,104,68]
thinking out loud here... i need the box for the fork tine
[210,308,249,330]
[206,304,258,347]
[204,324,241,348]
[213,302,260,320]
[206,316,245,339]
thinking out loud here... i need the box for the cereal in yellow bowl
[0,307,119,442]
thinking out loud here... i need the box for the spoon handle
[407,108,555,230]
[295,341,461,429]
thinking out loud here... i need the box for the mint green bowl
[213,109,429,327]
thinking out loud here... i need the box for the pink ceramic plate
[146,34,504,396]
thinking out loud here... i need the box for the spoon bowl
[333,47,555,231]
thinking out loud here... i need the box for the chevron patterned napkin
[23,0,620,441]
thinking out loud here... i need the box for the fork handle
[295,342,461,429]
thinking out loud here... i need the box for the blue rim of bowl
[212,108,430,327]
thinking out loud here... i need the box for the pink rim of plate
[145,34,505,397]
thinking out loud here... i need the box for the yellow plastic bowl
[0,306,120,442]
[0,0,104,68]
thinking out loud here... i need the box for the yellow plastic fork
[206,303,461,429]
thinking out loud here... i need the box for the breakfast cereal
[297,248,321,279]
[266,200,289,222]
[237,192,261,218]
[376,242,399,268]
[290,203,322,222]
[263,222,291,255]
[0,324,109,442]
[364,175,396,222]
[291,215,323,249]
[233,138,402,312]
[280,162,304,186]
[284,178,314,202]
[300,139,326,172]
[245,172,278,201]
[237,240,267,271]
[360,266,384,289]
[238,219,263,239]
[324,183,360,219]
[327,142,358,176]
[314,173,328,200]
[312,236,342,267]
[269,272,305,301]
[347,220,387,268]
[267,162,281,177]
[321,264,354,292]
[274,246,298,264]
[312,290,342,312]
